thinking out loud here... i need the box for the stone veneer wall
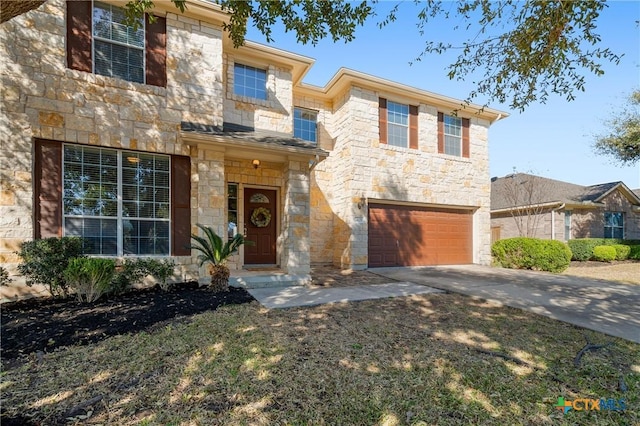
[224,54,293,132]
[312,86,494,269]
[0,0,227,294]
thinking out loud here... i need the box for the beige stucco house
[491,173,640,242]
[1,0,507,298]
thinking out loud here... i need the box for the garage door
[368,204,473,267]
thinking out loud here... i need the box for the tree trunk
[1,1,46,23]
[210,265,230,293]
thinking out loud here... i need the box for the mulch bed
[1,283,254,365]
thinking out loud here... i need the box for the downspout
[551,203,565,240]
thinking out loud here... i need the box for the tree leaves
[594,90,640,165]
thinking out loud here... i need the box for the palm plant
[189,224,248,292]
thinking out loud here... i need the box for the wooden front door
[244,188,277,265]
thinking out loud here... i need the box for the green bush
[492,237,572,273]
[611,244,631,261]
[629,245,640,260]
[64,257,116,302]
[592,246,617,262]
[112,258,176,292]
[0,266,10,286]
[16,237,85,298]
[568,238,640,261]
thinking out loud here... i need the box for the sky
[244,1,640,189]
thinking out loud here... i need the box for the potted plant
[189,224,248,292]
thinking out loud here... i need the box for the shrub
[592,246,617,262]
[16,237,85,297]
[628,245,640,260]
[611,244,631,261]
[492,237,572,273]
[112,258,176,292]
[568,239,604,261]
[64,258,116,302]
[0,266,10,286]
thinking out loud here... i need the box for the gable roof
[490,173,640,211]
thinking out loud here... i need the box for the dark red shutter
[437,112,444,154]
[34,139,63,238]
[171,155,191,256]
[66,1,92,73]
[145,14,167,87]
[462,118,470,158]
[379,98,387,144]
[409,105,418,149]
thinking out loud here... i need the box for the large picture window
[93,1,145,84]
[604,212,624,239]
[63,145,170,255]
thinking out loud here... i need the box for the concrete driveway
[372,265,640,344]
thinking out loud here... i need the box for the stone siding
[0,0,226,296]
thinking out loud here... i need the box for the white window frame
[62,144,171,256]
[443,114,463,156]
[293,107,318,143]
[233,63,268,100]
[92,1,146,84]
[386,101,409,147]
[564,210,572,241]
[604,211,624,239]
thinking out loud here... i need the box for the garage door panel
[368,204,472,267]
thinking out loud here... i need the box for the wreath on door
[251,207,272,228]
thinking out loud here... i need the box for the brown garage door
[368,204,473,267]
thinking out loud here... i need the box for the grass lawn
[1,293,638,425]
[562,262,640,286]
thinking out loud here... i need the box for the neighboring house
[491,173,640,242]
[0,0,507,297]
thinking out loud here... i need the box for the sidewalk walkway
[248,281,444,309]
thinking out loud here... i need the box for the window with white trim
[564,211,571,241]
[294,108,317,143]
[93,1,145,84]
[387,101,409,147]
[443,114,463,156]
[63,145,170,255]
[604,212,624,239]
[234,63,267,100]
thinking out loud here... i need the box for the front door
[244,188,277,265]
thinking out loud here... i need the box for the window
[63,145,170,255]
[387,101,409,147]
[228,183,238,238]
[66,2,166,87]
[443,115,462,156]
[294,108,317,143]
[93,2,144,83]
[564,211,571,241]
[604,212,624,239]
[379,98,418,148]
[234,63,267,100]
[437,113,470,157]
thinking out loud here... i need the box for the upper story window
[443,115,462,156]
[437,112,470,158]
[604,212,624,239]
[387,101,409,147]
[379,98,418,149]
[294,108,317,143]
[66,1,167,87]
[234,63,267,100]
[93,2,144,83]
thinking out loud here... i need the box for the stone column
[281,159,310,274]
